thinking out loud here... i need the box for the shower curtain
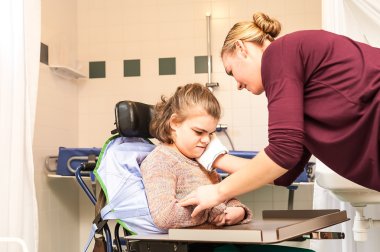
[0,0,40,252]
[311,1,380,251]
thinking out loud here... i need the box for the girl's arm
[142,159,229,229]
[142,163,209,229]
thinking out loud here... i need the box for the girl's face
[222,40,266,95]
[169,107,218,159]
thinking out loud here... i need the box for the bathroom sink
[315,160,380,206]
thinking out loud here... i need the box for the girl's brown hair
[221,12,281,56]
[150,83,221,144]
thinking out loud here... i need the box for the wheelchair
[76,100,345,252]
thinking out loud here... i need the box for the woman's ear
[235,40,248,57]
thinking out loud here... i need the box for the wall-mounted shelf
[49,65,87,79]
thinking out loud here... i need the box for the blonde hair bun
[252,12,281,39]
[221,11,282,56]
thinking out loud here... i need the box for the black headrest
[112,101,154,138]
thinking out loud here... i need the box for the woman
[180,12,380,217]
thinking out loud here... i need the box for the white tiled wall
[35,0,321,251]
[34,68,80,251]
[76,0,321,151]
[35,0,80,251]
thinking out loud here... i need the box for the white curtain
[312,1,380,251]
[0,0,40,252]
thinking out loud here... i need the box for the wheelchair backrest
[92,100,166,236]
[112,100,154,138]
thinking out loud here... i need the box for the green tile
[40,43,49,65]
[124,59,140,77]
[159,57,176,75]
[194,55,210,74]
[89,61,106,78]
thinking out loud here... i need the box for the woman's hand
[179,184,224,217]
[224,207,245,225]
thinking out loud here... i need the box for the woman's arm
[215,150,287,197]
[213,153,251,174]
[180,150,287,216]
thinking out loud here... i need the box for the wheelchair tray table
[125,209,349,244]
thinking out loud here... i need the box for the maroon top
[262,30,380,191]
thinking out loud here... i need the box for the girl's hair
[150,83,221,144]
[221,12,281,56]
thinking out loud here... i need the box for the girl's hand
[210,212,226,226]
[224,207,245,225]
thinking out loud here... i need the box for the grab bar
[205,13,219,91]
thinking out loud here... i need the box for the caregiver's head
[221,12,281,94]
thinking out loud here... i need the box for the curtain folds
[0,0,41,252]
[345,0,380,45]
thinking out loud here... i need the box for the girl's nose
[201,134,211,144]
[237,82,244,90]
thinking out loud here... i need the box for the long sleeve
[141,154,209,229]
[274,148,311,186]
[141,145,230,230]
[262,33,309,172]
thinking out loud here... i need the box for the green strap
[93,134,119,203]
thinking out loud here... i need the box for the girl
[140,83,252,230]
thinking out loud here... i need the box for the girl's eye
[193,130,202,135]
